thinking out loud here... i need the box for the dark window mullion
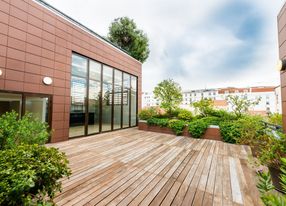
[120,72,123,129]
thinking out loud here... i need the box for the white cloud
[45,0,284,92]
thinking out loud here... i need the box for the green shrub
[177,109,193,121]
[168,119,186,135]
[0,144,71,205]
[200,116,221,125]
[219,121,241,144]
[0,111,49,150]
[259,133,286,169]
[268,113,283,126]
[257,158,286,205]
[208,109,237,121]
[147,118,169,127]
[188,119,209,138]
[138,107,158,120]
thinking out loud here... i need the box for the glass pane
[89,60,101,81]
[72,54,87,78]
[88,80,100,134]
[25,96,49,123]
[123,73,130,128]
[113,70,122,130]
[131,76,137,126]
[102,66,113,132]
[0,93,22,116]
[70,76,86,137]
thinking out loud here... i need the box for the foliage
[227,95,261,118]
[259,133,286,169]
[219,121,241,144]
[257,159,286,206]
[192,98,214,117]
[234,115,265,145]
[208,109,237,121]
[107,17,150,63]
[268,113,283,126]
[147,118,169,128]
[168,119,186,135]
[188,119,209,138]
[139,107,159,120]
[219,115,266,144]
[257,171,275,194]
[0,111,49,150]
[153,79,183,115]
[177,109,193,121]
[0,144,71,205]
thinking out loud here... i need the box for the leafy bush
[259,133,286,168]
[219,121,241,144]
[257,158,286,205]
[188,119,209,138]
[192,98,214,117]
[208,109,237,121]
[200,116,221,125]
[0,111,49,150]
[0,144,71,205]
[177,109,193,121]
[138,107,159,120]
[168,119,186,135]
[268,113,283,126]
[147,118,169,127]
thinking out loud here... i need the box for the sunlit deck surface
[49,128,260,206]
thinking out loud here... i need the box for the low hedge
[147,118,186,136]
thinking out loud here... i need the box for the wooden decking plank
[50,128,260,206]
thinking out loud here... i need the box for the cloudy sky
[46,0,284,91]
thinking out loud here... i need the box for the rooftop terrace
[49,128,260,206]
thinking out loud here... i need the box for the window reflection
[123,73,130,128]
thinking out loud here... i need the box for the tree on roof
[107,17,150,63]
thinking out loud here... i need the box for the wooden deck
[49,128,261,206]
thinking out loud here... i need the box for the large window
[102,66,113,132]
[0,92,50,124]
[69,53,138,137]
[131,76,137,126]
[69,54,87,137]
[113,70,122,130]
[88,60,101,134]
[123,73,130,128]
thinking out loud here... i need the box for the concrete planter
[138,121,222,141]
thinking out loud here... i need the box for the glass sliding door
[123,73,130,128]
[113,70,122,130]
[69,54,87,137]
[88,60,101,134]
[131,76,137,126]
[69,53,138,137]
[25,96,49,123]
[102,66,113,132]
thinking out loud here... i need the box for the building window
[69,53,138,138]
[70,54,87,137]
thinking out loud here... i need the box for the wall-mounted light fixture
[43,77,53,85]
[276,59,286,71]
[0,69,2,76]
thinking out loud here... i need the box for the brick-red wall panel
[0,0,142,142]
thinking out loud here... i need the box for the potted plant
[259,133,286,193]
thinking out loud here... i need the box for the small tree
[153,79,182,115]
[192,98,214,117]
[107,17,150,63]
[227,95,261,118]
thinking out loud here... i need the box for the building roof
[34,0,142,64]
[218,86,276,94]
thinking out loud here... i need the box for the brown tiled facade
[0,0,142,142]
[278,3,286,131]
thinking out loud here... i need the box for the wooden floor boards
[48,128,261,206]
